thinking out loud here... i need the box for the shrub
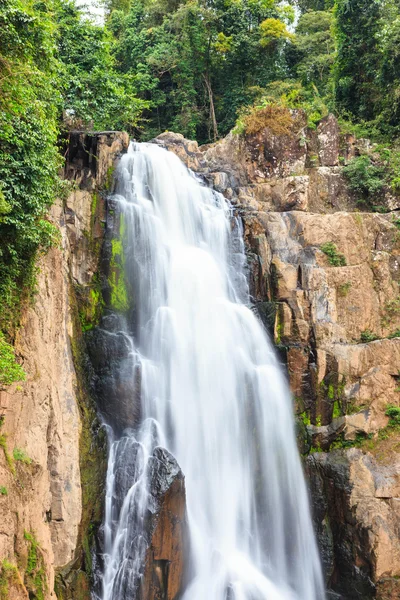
[337,282,351,297]
[0,333,25,388]
[235,103,293,136]
[385,405,400,425]
[342,155,386,205]
[360,330,379,343]
[388,329,400,339]
[320,242,346,267]
[0,560,19,598]
[0,486,7,496]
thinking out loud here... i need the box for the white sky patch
[76,0,105,24]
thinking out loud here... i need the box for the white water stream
[99,142,325,600]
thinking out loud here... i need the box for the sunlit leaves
[259,17,293,48]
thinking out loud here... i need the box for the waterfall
[98,142,325,600]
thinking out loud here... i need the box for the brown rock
[308,449,400,598]
[140,448,188,600]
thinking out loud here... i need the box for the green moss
[345,401,369,415]
[109,272,129,313]
[13,448,31,465]
[382,295,400,327]
[0,333,25,389]
[330,432,374,451]
[119,212,126,238]
[105,166,115,192]
[79,285,103,332]
[320,242,347,267]
[0,486,7,496]
[0,560,19,600]
[300,411,311,426]
[274,304,285,345]
[24,531,46,600]
[109,235,129,313]
[315,377,347,429]
[332,400,342,419]
[91,192,98,222]
[0,434,15,474]
[57,289,107,600]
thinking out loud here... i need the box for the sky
[76,0,105,23]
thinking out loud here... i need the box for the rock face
[0,244,82,599]
[140,448,187,600]
[0,131,128,599]
[308,450,400,600]
[155,117,400,599]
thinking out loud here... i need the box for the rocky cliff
[1,117,399,600]
[0,131,128,599]
[155,117,400,600]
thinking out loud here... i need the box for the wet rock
[140,448,187,600]
[111,447,187,600]
[64,131,129,286]
[113,438,144,521]
[271,175,309,211]
[148,119,400,600]
[376,578,400,600]
[86,327,141,433]
[153,132,206,172]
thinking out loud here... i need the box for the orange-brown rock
[139,448,187,600]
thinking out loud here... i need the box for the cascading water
[98,141,326,600]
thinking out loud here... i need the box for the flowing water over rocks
[97,142,325,600]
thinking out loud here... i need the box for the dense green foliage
[320,242,346,267]
[57,0,148,130]
[334,0,400,137]
[293,9,334,94]
[342,146,400,207]
[108,0,295,140]
[0,0,62,333]
[342,156,386,205]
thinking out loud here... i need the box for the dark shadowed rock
[307,449,400,599]
[86,326,141,433]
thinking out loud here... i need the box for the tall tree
[334,0,383,121]
[294,9,334,93]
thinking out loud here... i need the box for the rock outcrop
[155,117,400,599]
[140,448,187,600]
[0,131,128,599]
